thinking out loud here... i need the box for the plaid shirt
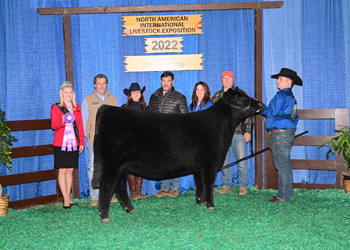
[212,86,253,135]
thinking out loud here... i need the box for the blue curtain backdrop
[1,0,349,201]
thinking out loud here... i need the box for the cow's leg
[98,172,118,223]
[114,171,135,214]
[201,169,217,210]
[193,172,204,205]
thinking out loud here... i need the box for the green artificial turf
[1,186,350,249]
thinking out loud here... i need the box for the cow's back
[96,104,234,179]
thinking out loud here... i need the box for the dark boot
[127,174,139,200]
[135,176,148,199]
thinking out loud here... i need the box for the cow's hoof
[124,206,135,214]
[101,217,112,223]
[208,206,217,210]
[128,209,136,214]
[196,199,205,205]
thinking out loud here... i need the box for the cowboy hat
[123,82,146,96]
[271,68,303,86]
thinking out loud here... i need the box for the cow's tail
[91,105,109,189]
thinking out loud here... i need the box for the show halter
[61,113,77,151]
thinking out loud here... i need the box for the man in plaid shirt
[213,71,253,196]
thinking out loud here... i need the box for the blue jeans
[160,177,181,191]
[269,130,295,202]
[221,134,248,188]
[87,142,99,200]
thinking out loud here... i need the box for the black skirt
[54,146,79,169]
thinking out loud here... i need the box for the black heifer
[92,88,263,222]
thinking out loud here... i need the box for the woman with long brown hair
[180,81,213,192]
[121,82,148,199]
[189,81,213,112]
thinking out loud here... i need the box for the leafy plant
[319,125,350,167]
[0,108,17,171]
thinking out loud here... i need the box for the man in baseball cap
[212,70,254,196]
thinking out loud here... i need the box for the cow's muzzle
[256,102,264,112]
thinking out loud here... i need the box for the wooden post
[254,7,263,189]
[56,170,63,202]
[264,128,278,189]
[62,13,74,85]
[62,14,79,198]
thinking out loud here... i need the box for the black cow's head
[222,88,264,114]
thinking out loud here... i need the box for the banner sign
[144,37,184,54]
[123,15,203,36]
[124,54,204,72]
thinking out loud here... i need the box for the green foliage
[319,125,350,168]
[0,108,17,171]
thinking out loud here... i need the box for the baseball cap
[221,71,234,78]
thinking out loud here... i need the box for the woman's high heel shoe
[63,199,71,209]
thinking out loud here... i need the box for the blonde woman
[51,81,84,209]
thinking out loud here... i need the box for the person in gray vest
[81,74,119,206]
[149,71,188,198]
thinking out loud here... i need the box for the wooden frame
[37,1,284,191]
[264,109,349,190]
[5,3,344,210]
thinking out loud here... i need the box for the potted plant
[0,108,17,215]
[319,125,350,193]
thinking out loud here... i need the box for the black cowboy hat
[123,82,146,96]
[271,68,303,86]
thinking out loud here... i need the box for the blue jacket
[188,100,213,113]
[260,88,299,131]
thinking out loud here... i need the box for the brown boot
[218,186,232,194]
[135,176,148,199]
[127,174,139,200]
